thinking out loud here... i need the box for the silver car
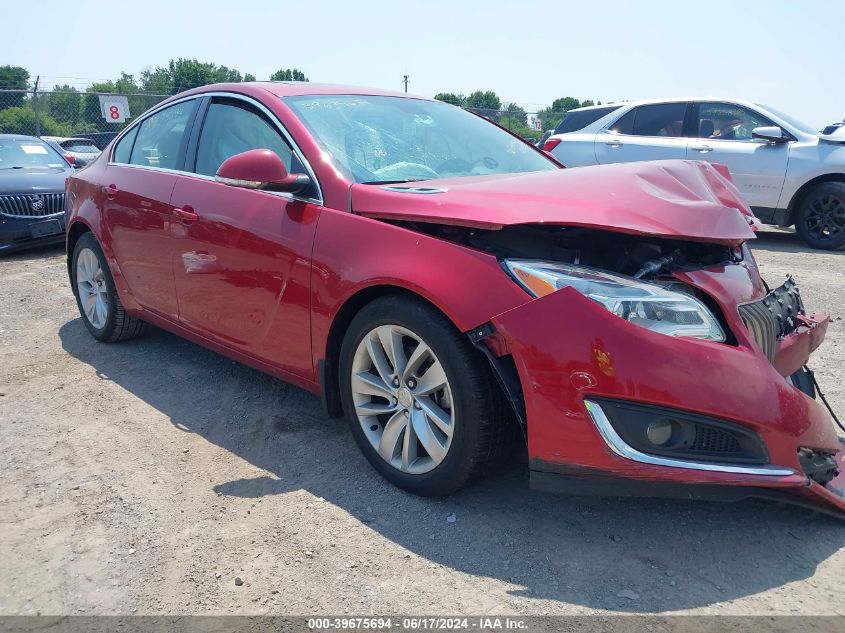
[41,136,101,168]
[546,98,845,250]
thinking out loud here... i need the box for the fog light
[646,419,674,446]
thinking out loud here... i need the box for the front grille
[691,424,742,454]
[0,193,65,218]
[738,277,805,362]
[738,299,778,361]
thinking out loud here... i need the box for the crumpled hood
[351,159,756,245]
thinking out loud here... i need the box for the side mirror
[752,126,788,144]
[215,148,311,194]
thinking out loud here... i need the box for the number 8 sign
[98,95,130,123]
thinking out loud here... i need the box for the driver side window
[194,99,303,178]
[696,103,776,141]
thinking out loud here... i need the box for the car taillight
[543,138,562,152]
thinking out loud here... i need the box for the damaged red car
[65,83,845,517]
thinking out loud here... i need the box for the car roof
[567,97,760,113]
[0,134,49,142]
[179,81,427,101]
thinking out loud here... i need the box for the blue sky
[3,0,842,127]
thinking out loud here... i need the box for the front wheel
[339,295,514,496]
[795,182,845,250]
[72,233,148,342]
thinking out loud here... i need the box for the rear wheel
[795,182,845,250]
[72,233,147,342]
[339,295,514,496]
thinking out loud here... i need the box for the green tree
[464,90,501,120]
[433,92,465,106]
[45,85,82,127]
[501,102,527,127]
[0,66,30,108]
[244,73,257,82]
[270,68,309,81]
[0,106,69,136]
[551,96,581,112]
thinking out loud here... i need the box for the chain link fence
[0,89,171,149]
[0,89,571,149]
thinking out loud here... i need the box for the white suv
[545,98,845,250]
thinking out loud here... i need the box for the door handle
[690,144,713,153]
[605,139,623,147]
[173,206,199,221]
[103,184,118,200]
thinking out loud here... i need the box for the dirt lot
[1,227,844,617]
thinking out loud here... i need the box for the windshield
[62,141,100,153]
[0,138,67,169]
[285,95,558,183]
[758,104,819,135]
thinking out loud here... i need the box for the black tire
[71,233,148,342]
[795,182,845,250]
[339,295,515,497]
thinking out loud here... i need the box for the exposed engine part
[633,250,683,279]
[391,223,741,279]
[798,447,840,486]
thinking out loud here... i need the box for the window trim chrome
[584,399,796,477]
[107,91,324,206]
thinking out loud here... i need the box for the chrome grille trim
[738,299,778,362]
[0,193,65,218]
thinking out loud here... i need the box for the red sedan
[65,82,845,516]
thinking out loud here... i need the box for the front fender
[309,208,531,366]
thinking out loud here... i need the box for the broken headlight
[504,260,725,342]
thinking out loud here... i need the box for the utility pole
[402,75,409,93]
[33,75,41,137]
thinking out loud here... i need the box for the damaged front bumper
[483,269,845,518]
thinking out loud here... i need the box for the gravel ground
[1,227,844,617]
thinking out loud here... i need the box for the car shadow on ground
[751,227,845,257]
[0,242,65,262]
[59,318,845,613]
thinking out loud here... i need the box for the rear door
[687,102,789,210]
[102,98,199,320]
[594,102,691,164]
[169,95,321,378]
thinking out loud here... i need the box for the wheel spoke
[377,326,407,378]
[411,407,447,464]
[351,371,394,399]
[365,334,395,386]
[378,411,407,464]
[355,400,399,417]
[416,396,453,437]
[94,295,106,327]
[83,296,96,321]
[401,340,430,382]
[401,413,418,471]
[414,360,448,395]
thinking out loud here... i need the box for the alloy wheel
[803,193,845,242]
[76,247,109,329]
[350,325,454,474]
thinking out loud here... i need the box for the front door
[687,102,789,209]
[170,96,320,378]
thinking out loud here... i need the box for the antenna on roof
[403,75,409,93]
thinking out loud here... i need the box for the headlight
[504,260,726,342]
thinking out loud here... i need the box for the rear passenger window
[129,99,196,170]
[630,103,687,137]
[555,106,621,134]
[193,100,302,177]
[112,127,137,163]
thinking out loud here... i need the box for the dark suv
[0,135,72,253]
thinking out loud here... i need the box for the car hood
[351,159,756,245]
[0,167,71,193]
